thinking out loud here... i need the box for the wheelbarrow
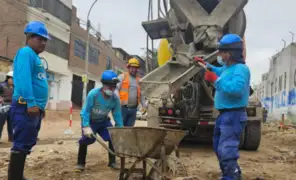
[93,127,188,180]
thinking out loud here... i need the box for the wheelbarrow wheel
[148,154,187,180]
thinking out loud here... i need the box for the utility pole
[289,31,295,43]
[282,39,286,48]
[82,0,98,106]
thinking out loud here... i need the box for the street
[0,110,295,180]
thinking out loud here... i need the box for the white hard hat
[6,71,13,77]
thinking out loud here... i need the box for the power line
[9,0,115,48]
[0,0,126,65]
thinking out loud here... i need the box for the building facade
[0,0,131,110]
[0,0,73,110]
[255,43,296,123]
[69,6,127,107]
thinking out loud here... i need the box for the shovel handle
[92,133,119,157]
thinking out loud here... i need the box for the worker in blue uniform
[7,21,50,180]
[76,70,123,172]
[195,34,250,180]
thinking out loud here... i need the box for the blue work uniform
[207,63,250,180]
[79,88,123,145]
[11,46,48,154]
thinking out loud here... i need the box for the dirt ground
[0,110,295,180]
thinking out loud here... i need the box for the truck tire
[239,127,245,149]
[243,121,261,151]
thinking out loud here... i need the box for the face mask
[217,56,225,66]
[104,89,113,96]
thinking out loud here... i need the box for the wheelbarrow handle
[91,133,118,157]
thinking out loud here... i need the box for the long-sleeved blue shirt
[13,46,48,110]
[80,88,123,127]
[207,63,250,110]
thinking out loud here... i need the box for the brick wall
[0,0,27,60]
[69,6,127,77]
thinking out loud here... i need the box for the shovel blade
[64,128,74,135]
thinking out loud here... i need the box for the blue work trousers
[79,120,113,145]
[213,110,247,180]
[0,108,13,140]
[10,101,43,154]
[121,106,137,127]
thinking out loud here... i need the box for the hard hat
[24,21,51,40]
[6,71,13,78]
[218,34,244,63]
[218,34,243,51]
[101,70,119,85]
[127,58,140,68]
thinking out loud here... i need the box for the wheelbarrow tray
[107,127,187,159]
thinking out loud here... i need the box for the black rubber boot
[108,141,119,170]
[7,151,27,180]
[8,136,13,142]
[75,144,87,172]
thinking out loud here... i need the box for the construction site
[0,111,295,180]
[0,0,296,180]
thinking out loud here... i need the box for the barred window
[74,39,86,60]
[29,0,71,25]
[106,57,112,69]
[88,45,99,65]
[46,34,69,60]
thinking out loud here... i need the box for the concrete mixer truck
[140,0,262,150]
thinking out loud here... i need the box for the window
[284,72,287,89]
[88,45,99,64]
[46,34,69,59]
[74,39,86,60]
[29,0,71,25]
[275,78,277,93]
[279,75,282,91]
[106,57,112,70]
[271,82,274,96]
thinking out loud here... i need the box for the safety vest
[119,72,141,105]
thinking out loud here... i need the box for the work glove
[82,126,93,138]
[204,71,218,83]
[193,56,206,65]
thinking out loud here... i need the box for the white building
[255,43,296,123]
[28,0,73,110]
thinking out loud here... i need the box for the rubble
[0,113,295,180]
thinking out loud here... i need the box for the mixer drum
[169,0,247,44]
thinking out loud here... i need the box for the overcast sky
[72,0,296,84]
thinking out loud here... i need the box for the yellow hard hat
[127,58,140,68]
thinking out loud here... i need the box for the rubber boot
[8,136,13,142]
[108,141,119,170]
[7,151,27,180]
[75,144,87,172]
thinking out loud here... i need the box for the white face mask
[104,89,113,96]
[217,56,225,66]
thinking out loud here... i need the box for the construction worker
[76,70,123,172]
[116,58,147,126]
[195,34,250,180]
[0,71,14,142]
[7,21,50,180]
